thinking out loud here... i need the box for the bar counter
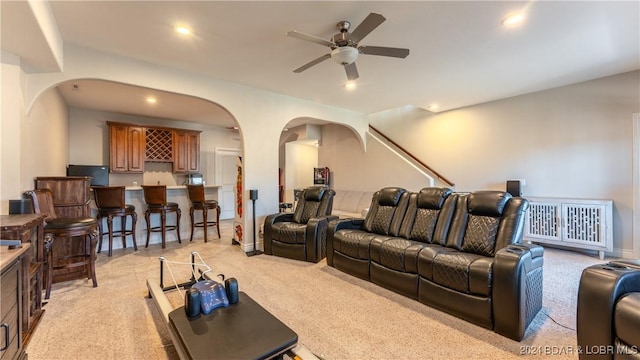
[92,185,222,251]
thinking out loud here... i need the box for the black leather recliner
[327,187,543,341]
[577,260,640,360]
[264,186,336,263]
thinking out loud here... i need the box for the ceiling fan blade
[360,46,410,58]
[349,13,386,43]
[345,62,359,81]
[293,53,331,73]
[287,30,335,47]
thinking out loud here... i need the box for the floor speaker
[506,180,522,197]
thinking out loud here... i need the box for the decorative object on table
[246,189,262,257]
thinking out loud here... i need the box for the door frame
[215,147,242,220]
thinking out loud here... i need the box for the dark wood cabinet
[0,214,45,348]
[108,122,145,173]
[0,244,31,360]
[173,130,201,173]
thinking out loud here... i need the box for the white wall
[1,56,68,212]
[319,125,434,192]
[284,142,317,203]
[322,71,638,257]
[10,44,369,253]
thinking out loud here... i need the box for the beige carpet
[27,220,605,359]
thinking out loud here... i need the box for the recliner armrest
[577,262,640,359]
[326,218,365,266]
[305,216,339,263]
[263,213,295,255]
[493,244,544,341]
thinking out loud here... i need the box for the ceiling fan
[287,12,410,81]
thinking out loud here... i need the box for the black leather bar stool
[186,184,220,242]
[93,186,137,257]
[142,185,181,249]
[25,189,99,299]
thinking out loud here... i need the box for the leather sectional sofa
[577,260,640,359]
[326,187,544,341]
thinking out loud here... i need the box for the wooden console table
[0,214,46,347]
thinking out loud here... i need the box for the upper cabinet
[107,122,200,173]
[109,122,145,173]
[173,129,201,173]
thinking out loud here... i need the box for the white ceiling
[3,1,639,128]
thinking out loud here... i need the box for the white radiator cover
[524,197,613,259]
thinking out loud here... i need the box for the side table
[0,214,46,347]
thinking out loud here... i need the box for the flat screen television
[66,165,109,187]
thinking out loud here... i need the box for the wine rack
[146,128,173,162]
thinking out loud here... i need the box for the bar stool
[93,186,137,257]
[24,189,99,299]
[142,185,181,249]
[186,184,221,242]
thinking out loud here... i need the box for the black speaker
[506,180,522,197]
[225,278,239,304]
[249,189,258,201]
[9,198,33,214]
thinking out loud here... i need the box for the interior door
[216,148,241,220]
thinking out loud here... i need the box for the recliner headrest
[468,191,512,216]
[417,188,452,209]
[378,187,406,206]
[304,187,325,201]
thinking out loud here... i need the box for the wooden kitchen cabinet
[173,130,201,173]
[107,121,200,174]
[108,122,145,173]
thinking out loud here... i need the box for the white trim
[633,113,640,258]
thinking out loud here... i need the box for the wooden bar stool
[186,184,221,242]
[24,189,99,299]
[93,186,137,257]
[142,185,181,249]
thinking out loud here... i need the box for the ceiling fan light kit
[288,12,410,81]
[331,47,359,65]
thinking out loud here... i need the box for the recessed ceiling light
[501,13,525,27]
[344,81,356,90]
[175,26,192,35]
[146,97,157,104]
[427,104,439,111]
